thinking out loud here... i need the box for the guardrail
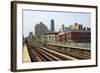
[43,43,91,59]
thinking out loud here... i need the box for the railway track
[26,42,78,62]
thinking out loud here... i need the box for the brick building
[58,29,91,43]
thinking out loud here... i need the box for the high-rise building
[28,32,33,42]
[51,19,55,32]
[62,24,65,31]
[75,23,83,30]
[35,22,48,36]
[69,22,83,30]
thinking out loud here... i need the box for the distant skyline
[23,10,91,37]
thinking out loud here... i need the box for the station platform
[22,44,31,63]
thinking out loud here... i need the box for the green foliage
[32,36,44,44]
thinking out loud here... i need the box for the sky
[23,10,91,37]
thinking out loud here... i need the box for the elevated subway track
[26,42,78,62]
[43,43,91,59]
